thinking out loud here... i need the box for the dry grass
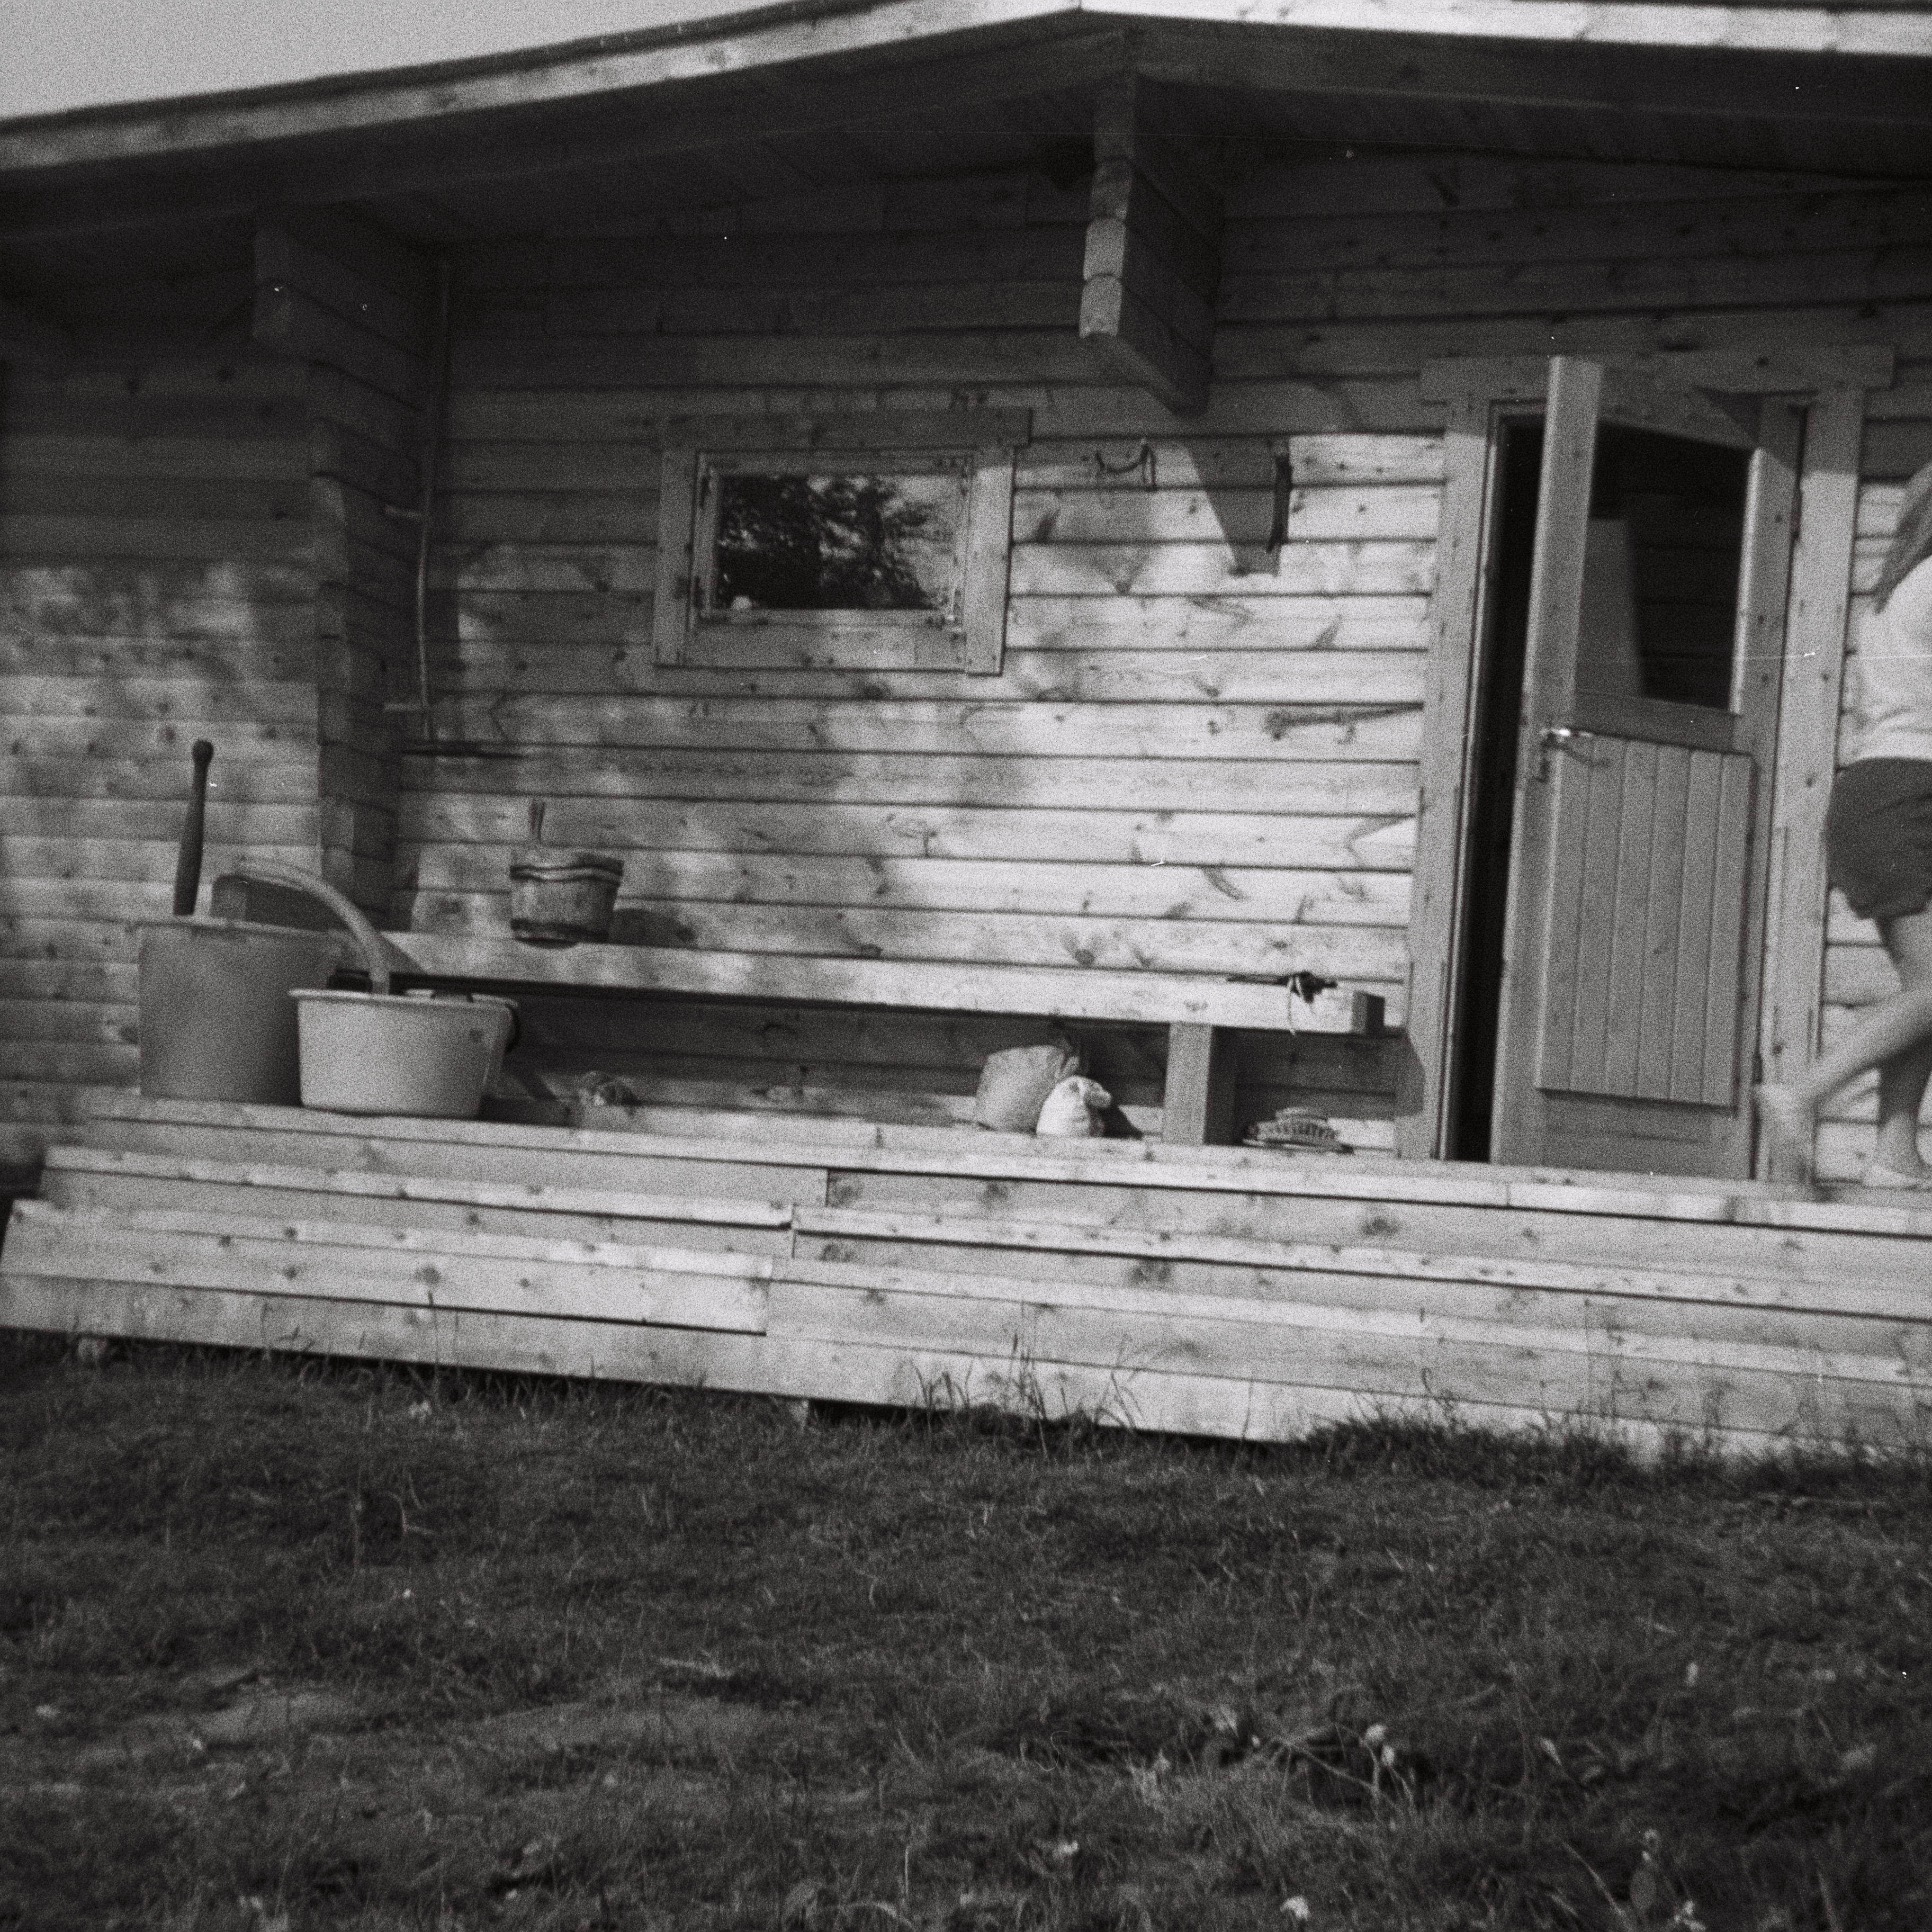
[2,1331,1929,1931]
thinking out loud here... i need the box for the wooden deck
[5,1095,1931,1457]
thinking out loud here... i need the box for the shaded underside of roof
[2,3,1929,298]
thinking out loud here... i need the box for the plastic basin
[292,990,516,1118]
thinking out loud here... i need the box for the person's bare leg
[1871,907,1932,1176]
[1760,904,1932,1175]
[1873,1032,1932,1176]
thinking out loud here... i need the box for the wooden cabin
[4,3,1932,1451]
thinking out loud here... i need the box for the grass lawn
[2,1333,1929,1931]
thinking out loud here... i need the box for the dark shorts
[1826,758,1932,923]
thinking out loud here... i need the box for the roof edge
[6,1,1931,184]
[0,0,881,137]
[0,0,1088,176]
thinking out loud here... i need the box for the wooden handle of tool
[172,740,215,916]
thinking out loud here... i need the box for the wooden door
[1489,358,1802,1176]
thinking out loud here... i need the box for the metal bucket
[138,919,350,1105]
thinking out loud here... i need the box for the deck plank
[5,1201,771,1333]
[10,1097,1927,1458]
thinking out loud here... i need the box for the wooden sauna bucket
[508,803,625,946]
[509,849,625,946]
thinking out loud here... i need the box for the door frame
[1399,349,1892,1168]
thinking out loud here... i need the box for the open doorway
[1447,417,1755,1163]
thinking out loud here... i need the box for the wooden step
[37,1141,1931,1326]
[819,1166,1932,1293]
[78,1097,835,1205]
[7,1192,1927,1456]
[794,1206,1932,1350]
[771,1253,1932,1448]
[75,1095,1932,1259]
[2,1199,772,1333]
[21,1094,1928,1458]
[69,1093,1837,1210]
[40,1146,796,1257]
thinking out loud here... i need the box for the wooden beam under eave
[254,213,429,407]
[0,291,71,369]
[1079,275,1208,418]
[1078,76,1221,417]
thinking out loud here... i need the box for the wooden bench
[373,932,1388,1145]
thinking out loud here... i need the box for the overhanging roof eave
[0,0,1086,178]
[5,0,1932,184]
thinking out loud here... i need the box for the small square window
[654,411,1028,673]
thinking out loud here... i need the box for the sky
[0,1,753,121]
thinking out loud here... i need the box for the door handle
[1536,724,1583,780]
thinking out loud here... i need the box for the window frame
[654,410,1031,675]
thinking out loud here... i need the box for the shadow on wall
[1,559,319,880]
[394,412,1428,1128]
[0,552,322,1173]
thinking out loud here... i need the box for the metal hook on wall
[1092,440,1156,490]
[1267,447,1295,556]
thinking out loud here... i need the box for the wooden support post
[1079,75,1220,417]
[1760,387,1866,1181]
[254,210,436,921]
[1163,1022,1239,1147]
[1399,392,1497,1160]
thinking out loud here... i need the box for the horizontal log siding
[411,176,1434,1133]
[0,353,319,1169]
[388,155,1929,1144]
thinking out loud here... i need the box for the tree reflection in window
[713,473,961,613]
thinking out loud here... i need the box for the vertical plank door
[1490,361,1798,1177]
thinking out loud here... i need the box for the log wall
[0,348,319,1172]
[399,153,1932,1155]
[3,154,1928,1172]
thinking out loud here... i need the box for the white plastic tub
[293,990,517,1119]
[190,861,517,1121]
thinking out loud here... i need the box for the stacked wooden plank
[5,1095,1930,1459]
[1079,77,1222,415]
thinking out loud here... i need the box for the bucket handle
[222,862,392,995]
